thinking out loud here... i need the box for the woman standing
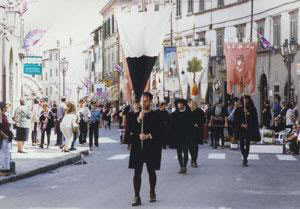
[60,103,78,152]
[78,99,91,144]
[262,100,272,128]
[14,99,32,153]
[39,104,55,149]
[31,99,41,146]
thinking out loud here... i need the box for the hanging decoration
[22,29,47,51]
[224,42,257,95]
[177,46,210,100]
[116,4,172,101]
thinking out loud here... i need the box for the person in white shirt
[56,98,67,146]
[285,102,296,129]
[31,98,41,146]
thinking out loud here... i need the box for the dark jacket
[155,109,170,145]
[169,108,193,148]
[190,108,206,145]
[234,106,261,142]
[128,110,162,170]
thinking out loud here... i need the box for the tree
[187,57,203,84]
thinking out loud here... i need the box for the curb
[0,150,89,186]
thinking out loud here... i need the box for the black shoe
[213,146,217,149]
[243,160,248,167]
[149,193,156,203]
[69,148,77,151]
[182,167,187,174]
[178,167,184,174]
[132,196,141,207]
[192,162,198,168]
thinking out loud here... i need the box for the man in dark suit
[128,92,161,206]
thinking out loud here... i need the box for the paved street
[0,127,300,209]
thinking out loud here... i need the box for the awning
[107,85,119,101]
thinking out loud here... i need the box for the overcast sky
[22,0,109,100]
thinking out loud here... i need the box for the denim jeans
[1,139,11,170]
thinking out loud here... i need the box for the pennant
[22,29,47,50]
[224,42,257,95]
[164,47,181,92]
[116,5,171,101]
[114,64,123,74]
[17,0,28,16]
[177,46,210,100]
[257,31,276,53]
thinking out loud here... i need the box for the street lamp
[60,57,69,97]
[281,37,298,101]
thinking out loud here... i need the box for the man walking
[155,102,170,149]
[188,99,205,168]
[78,99,91,144]
[169,99,192,174]
[128,92,161,206]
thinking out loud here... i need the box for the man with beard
[128,92,161,206]
[188,99,205,168]
[234,96,260,167]
[155,102,170,149]
[169,99,192,174]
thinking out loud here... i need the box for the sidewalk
[0,133,89,186]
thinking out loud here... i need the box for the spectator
[14,99,32,153]
[272,95,281,118]
[262,100,272,129]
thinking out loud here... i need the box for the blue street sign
[24,56,43,75]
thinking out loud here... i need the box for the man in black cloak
[155,102,170,149]
[234,95,260,167]
[128,92,162,206]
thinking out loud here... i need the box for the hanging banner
[24,56,43,75]
[177,46,210,100]
[163,47,180,92]
[224,42,257,95]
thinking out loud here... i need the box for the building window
[216,28,225,56]
[49,53,52,61]
[236,24,246,43]
[56,52,58,61]
[290,10,298,42]
[108,18,111,36]
[188,0,193,14]
[199,0,205,12]
[273,16,281,48]
[154,4,159,11]
[176,0,181,17]
[198,32,206,45]
[50,68,52,77]
[45,72,48,81]
[46,88,48,96]
[256,19,265,49]
[217,0,224,7]
[56,68,58,77]
[50,86,53,95]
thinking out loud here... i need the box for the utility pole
[250,0,254,42]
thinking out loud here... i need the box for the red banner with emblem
[224,42,257,95]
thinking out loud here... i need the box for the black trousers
[89,122,99,147]
[239,135,250,162]
[133,162,156,197]
[31,122,38,143]
[79,121,88,144]
[213,128,224,147]
[56,122,63,145]
[188,144,198,163]
[71,131,78,149]
[177,146,189,168]
[41,128,51,147]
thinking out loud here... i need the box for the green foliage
[187,57,203,73]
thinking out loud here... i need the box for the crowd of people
[0,97,118,176]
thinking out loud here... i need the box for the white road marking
[208,153,226,160]
[49,185,58,189]
[243,154,260,160]
[276,155,297,161]
[107,154,129,160]
[0,196,6,199]
[99,137,118,144]
[174,154,192,159]
[250,145,282,154]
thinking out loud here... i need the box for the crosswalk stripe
[174,154,192,160]
[242,154,260,160]
[107,154,129,160]
[208,153,226,160]
[100,137,118,144]
[276,155,297,161]
[0,196,6,200]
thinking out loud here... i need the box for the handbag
[71,117,79,133]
